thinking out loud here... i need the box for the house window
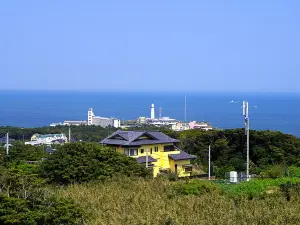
[140,149,144,154]
[124,149,138,156]
[164,145,175,152]
[184,167,193,173]
[154,146,158,152]
[150,148,152,154]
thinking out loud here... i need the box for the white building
[88,108,120,128]
[25,133,67,146]
[171,122,190,131]
[50,122,63,127]
[147,117,177,126]
[63,120,88,126]
[189,121,213,131]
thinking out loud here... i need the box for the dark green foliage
[179,129,300,176]
[0,195,85,225]
[3,141,47,162]
[0,166,86,224]
[0,166,45,199]
[40,142,150,184]
[261,165,287,178]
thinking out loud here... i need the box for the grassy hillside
[56,178,300,225]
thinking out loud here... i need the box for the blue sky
[0,1,299,92]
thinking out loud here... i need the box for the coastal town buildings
[50,108,121,128]
[100,130,196,177]
[136,104,178,127]
[25,133,67,146]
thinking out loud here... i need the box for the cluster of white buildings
[50,104,213,132]
[136,103,213,131]
[136,104,177,126]
[25,133,68,146]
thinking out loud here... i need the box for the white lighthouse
[151,103,155,119]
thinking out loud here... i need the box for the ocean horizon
[1,90,300,136]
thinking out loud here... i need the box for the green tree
[5,142,47,163]
[40,142,150,184]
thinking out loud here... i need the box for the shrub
[157,173,178,181]
[260,165,287,178]
[175,180,222,196]
[0,195,86,225]
[288,166,300,177]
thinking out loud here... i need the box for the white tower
[151,104,155,119]
[88,108,94,125]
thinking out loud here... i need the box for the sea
[1,90,300,136]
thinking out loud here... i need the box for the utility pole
[146,149,149,168]
[243,101,250,181]
[6,132,9,156]
[208,145,211,180]
[69,127,71,143]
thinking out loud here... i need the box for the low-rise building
[171,122,190,131]
[136,117,147,124]
[63,120,88,126]
[189,121,213,131]
[100,130,196,177]
[25,133,67,146]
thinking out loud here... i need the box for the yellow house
[100,130,196,177]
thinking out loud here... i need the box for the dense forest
[1,126,300,175]
[178,129,300,176]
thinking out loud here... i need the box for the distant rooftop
[33,133,65,138]
[168,151,196,161]
[100,130,179,146]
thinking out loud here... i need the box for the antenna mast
[208,145,211,180]
[159,107,162,119]
[243,101,250,181]
[184,94,187,129]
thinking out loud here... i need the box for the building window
[150,148,152,154]
[124,149,138,156]
[184,167,193,173]
[164,145,175,152]
[154,146,158,152]
[140,149,144,154]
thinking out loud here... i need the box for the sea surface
[0,91,300,136]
